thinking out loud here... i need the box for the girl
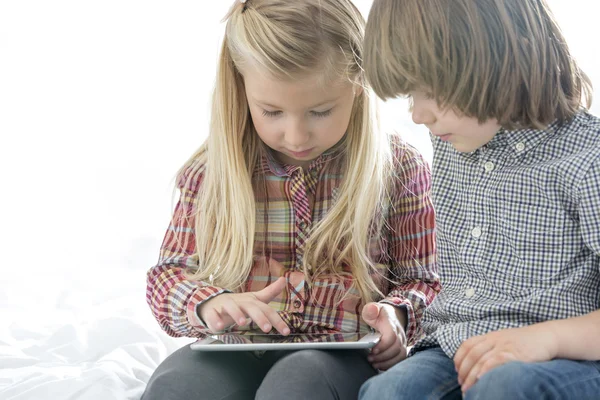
[360,0,600,399]
[143,1,439,399]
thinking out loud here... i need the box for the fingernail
[283,328,290,335]
[263,323,271,331]
[239,318,246,325]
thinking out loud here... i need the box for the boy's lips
[433,133,452,142]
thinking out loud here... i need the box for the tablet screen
[190,331,380,351]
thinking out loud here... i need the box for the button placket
[515,142,525,152]
[484,161,495,172]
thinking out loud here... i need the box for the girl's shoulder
[387,133,431,177]
[176,146,208,194]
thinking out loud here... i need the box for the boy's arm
[551,154,600,359]
[546,310,600,360]
[456,155,600,391]
[379,143,441,344]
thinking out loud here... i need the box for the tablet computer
[189,331,381,351]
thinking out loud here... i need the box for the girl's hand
[361,302,408,370]
[198,277,291,335]
[454,324,558,394]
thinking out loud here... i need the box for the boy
[359,0,600,398]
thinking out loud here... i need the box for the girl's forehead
[243,68,353,109]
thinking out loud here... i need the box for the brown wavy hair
[364,0,593,129]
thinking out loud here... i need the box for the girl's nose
[285,119,310,147]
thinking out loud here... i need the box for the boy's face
[410,91,501,153]
[243,66,358,168]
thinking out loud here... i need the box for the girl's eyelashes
[262,110,282,117]
[261,109,333,118]
[310,109,332,118]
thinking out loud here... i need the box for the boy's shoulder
[542,111,600,171]
[556,110,600,144]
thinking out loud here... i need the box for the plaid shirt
[146,136,439,344]
[414,111,600,357]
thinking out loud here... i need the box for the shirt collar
[255,134,347,178]
[471,118,565,158]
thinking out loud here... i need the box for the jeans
[359,346,600,400]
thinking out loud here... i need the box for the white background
[0,1,598,398]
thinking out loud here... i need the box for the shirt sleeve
[146,161,231,338]
[578,153,600,258]
[379,139,441,345]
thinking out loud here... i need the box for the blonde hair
[364,0,593,129]
[180,0,393,303]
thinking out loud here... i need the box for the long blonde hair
[364,0,593,130]
[181,0,393,303]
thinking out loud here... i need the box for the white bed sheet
[0,268,194,400]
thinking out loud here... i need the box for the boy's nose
[411,108,436,125]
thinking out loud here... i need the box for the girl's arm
[146,166,230,338]
[379,141,441,345]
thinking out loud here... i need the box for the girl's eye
[262,110,282,117]
[311,109,332,118]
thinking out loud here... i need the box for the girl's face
[244,67,359,168]
[410,91,501,153]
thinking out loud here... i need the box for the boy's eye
[310,109,332,118]
[262,110,282,117]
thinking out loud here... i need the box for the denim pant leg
[465,359,600,400]
[359,347,461,400]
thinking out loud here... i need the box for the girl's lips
[289,148,314,158]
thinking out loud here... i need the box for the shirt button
[293,299,302,309]
[515,142,525,152]
[484,161,495,172]
[465,288,475,298]
[471,227,483,238]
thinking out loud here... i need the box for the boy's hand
[198,277,291,335]
[361,302,408,370]
[454,324,558,394]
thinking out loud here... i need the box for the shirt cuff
[186,285,232,331]
[379,297,419,345]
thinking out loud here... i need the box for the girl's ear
[354,84,364,98]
